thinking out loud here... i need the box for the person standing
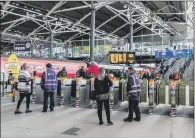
[94,67,113,125]
[76,66,86,78]
[15,63,32,114]
[124,67,141,122]
[57,67,67,96]
[41,63,57,112]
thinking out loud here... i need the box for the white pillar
[165,85,169,105]
[185,85,190,106]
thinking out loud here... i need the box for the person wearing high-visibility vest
[124,67,141,122]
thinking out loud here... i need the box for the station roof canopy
[1,1,193,45]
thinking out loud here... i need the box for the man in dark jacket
[124,67,141,122]
[41,63,57,112]
[57,67,67,96]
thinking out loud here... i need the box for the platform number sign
[110,51,135,64]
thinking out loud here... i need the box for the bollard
[148,79,155,115]
[59,78,66,106]
[75,77,82,108]
[32,71,37,104]
[90,78,96,109]
[170,80,177,117]
[109,86,114,110]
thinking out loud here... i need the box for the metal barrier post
[59,77,66,106]
[32,71,37,104]
[75,77,82,108]
[109,84,114,110]
[2,73,5,97]
[148,79,155,114]
[185,81,190,106]
[165,85,169,105]
[170,80,177,117]
[90,78,96,109]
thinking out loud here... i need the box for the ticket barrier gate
[119,78,127,102]
[148,79,155,114]
[109,80,119,110]
[75,78,87,108]
[59,79,72,106]
[170,80,179,117]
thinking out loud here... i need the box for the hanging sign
[110,51,136,64]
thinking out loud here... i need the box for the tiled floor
[1,103,194,138]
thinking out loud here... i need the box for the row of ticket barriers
[1,72,194,117]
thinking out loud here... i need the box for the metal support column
[90,1,95,62]
[50,32,54,57]
[193,2,195,131]
[129,3,133,51]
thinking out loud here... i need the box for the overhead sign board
[155,49,193,59]
[14,41,31,52]
[110,51,136,64]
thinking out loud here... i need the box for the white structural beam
[109,22,129,35]
[1,1,10,15]
[1,17,26,35]
[71,1,115,29]
[46,1,67,17]
[26,1,66,37]
[106,5,169,43]
[129,1,180,36]
[96,14,120,30]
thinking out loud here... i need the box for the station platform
[1,103,193,138]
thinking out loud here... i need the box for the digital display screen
[110,51,135,64]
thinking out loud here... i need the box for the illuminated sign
[110,51,136,64]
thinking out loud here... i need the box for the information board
[155,49,193,59]
[110,51,135,64]
[14,41,31,52]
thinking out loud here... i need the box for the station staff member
[15,63,32,114]
[124,67,141,122]
[41,63,57,112]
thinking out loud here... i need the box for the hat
[128,67,134,70]
[46,63,52,68]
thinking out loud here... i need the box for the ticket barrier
[110,80,120,110]
[59,79,72,106]
[148,79,155,114]
[31,71,37,104]
[119,78,127,102]
[75,77,87,108]
[170,80,179,117]
[89,78,97,109]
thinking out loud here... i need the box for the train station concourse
[0,1,195,138]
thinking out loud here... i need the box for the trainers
[50,109,54,112]
[99,121,104,125]
[15,110,22,114]
[107,121,113,125]
[124,118,132,122]
[133,118,141,122]
[25,109,32,113]
[42,110,47,112]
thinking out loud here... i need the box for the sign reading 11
[110,51,136,64]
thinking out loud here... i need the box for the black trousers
[57,80,61,96]
[96,99,111,122]
[128,98,141,119]
[43,92,55,110]
[16,93,31,109]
